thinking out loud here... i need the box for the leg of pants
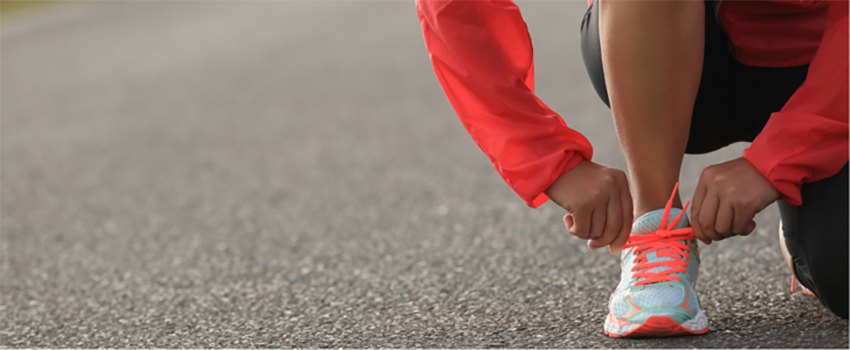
[779,163,849,319]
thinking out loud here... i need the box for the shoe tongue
[628,208,692,284]
[632,208,689,235]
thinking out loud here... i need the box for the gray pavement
[1,1,847,348]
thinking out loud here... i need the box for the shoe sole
[604,311,709,338]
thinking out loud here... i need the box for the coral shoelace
[791,276,816,296]
[623,183,695,287]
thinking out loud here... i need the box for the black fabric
[579,0,809,154]
[580,0,609,107]
[579,0,849,319]
[779,163,849,319]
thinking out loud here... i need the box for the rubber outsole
[604,315,709,338]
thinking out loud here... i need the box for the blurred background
[1,1,846,347]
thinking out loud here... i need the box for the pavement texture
[1,1,847,348]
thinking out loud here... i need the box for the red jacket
[416,0,848,207]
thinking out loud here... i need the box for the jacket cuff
[742,111,849,206]
[742,151,802,206]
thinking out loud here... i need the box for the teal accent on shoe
[605,205,706,337]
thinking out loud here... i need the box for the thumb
[746,220,756,234]
[564,214,574,232]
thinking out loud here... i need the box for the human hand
[690,157,780,244]
[545,160,633,253]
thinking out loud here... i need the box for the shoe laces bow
[623,183,695,287]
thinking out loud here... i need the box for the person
[415,0,848,337]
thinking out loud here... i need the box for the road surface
[2,1,847,347]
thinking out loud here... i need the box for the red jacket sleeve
[416,0,594,208]
[743,0,849,206]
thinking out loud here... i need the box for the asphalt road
[1,1,847,348]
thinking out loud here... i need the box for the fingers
[715,200,734,239]
[589,204,606,240]
[609,187,633,254]
[548,163,635,250]
[747,220,756,234]
[690,181,710,244]
[698,192,723,242]
[731,207,755,235]
[563,214,574,231]
[589,193,622,250]
[569,209,592,239]
[689,157,782,244]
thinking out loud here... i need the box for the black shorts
[580,0,849,318]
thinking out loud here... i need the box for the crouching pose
[416,0,848,337]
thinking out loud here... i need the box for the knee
[807,257,848,318]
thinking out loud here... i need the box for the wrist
[545,159,591,206]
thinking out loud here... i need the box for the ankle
[633,188,684,219]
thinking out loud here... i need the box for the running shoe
[604,183,709,337]
[781,222,815,297]
[791,276,816,296]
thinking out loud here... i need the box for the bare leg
[779,221,795,276]
[598,0,704,218]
